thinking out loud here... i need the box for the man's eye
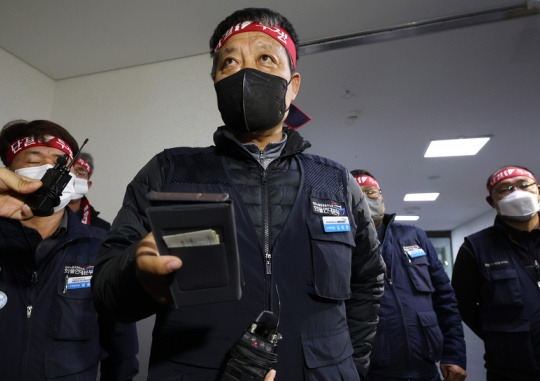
[222,58,236,67]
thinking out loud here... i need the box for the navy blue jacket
[92,127,385,380]
[453,216,540,380]
[0,208,138,380]
[368,214,466,380]
[74,196,111,232]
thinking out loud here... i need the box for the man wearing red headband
[453,165,540,380]
[351,169,467,381]
[0,120,139,380]
[92,7,384,381]
[68,152,111,230]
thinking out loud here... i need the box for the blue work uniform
[367,214,466,381]
[0,208,138,380]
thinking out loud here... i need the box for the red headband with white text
[488,167,537,192]
[214,21,297,69]
[6,135,73,166]
[75,158,92,176]
[354,175,380,189]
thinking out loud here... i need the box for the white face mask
[71,177,89,200]
[15,164,76,213]
[497,190,540,221]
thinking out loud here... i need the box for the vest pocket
[53,278,97,340]
[418,311,443,362]
[44,341,101,378]
[301,326,355,369]
[403,253,435,293]
[306,219,354,300]
[487,268,524,309]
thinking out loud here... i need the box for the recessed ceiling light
[395,215,420,221]
[404,193,440,201]
[424,137,490,157]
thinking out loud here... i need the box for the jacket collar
[64,207,101,240]
[213,126,311,160]
[381,213,397,230]
[494,213,540,236]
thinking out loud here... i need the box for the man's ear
[88,180,93,189]
[290,72,301,101]
[486,195,495,208]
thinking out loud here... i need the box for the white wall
[451,209,496,260]
[52,54,223,223]
[0,47,55,128]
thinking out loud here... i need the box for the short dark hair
[486,165,536,191]
[209,7,299,80]
[79,152,94,172]
[350,169,377,181]
[0,119,79,166]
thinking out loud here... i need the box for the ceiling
[1,0,539,232]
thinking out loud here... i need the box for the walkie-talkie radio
[222,310,282,381]
[26,138,89,216]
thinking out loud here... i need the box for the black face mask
[214,68,290,133]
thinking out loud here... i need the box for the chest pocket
[306,217,355,300]
[485,267,524,309]
[401,242,434,293]
[52,257,98,340]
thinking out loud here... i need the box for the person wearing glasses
[351,169,467,381]
[452,166,540,381]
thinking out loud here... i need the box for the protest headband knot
[354,175,380,189]
[214,21,297,69]
[6,135,73,166]
[488,167,537,192]
[76,158,92,176]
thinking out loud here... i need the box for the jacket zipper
[535,260,540,289]
[258,149,274,312]
[261,168,271,275]
[22,270,38,378]
[384,221,412,370]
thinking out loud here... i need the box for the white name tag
[322,216,351,232]
[66,275,92,290]
[403,245,426,258]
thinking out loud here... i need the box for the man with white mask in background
[69,152,111,231]
[0,120,139,380]
[452,165,540,381]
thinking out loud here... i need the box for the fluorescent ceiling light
[424,137,490,157]
[404,193,440,201]
[395,215,420,221]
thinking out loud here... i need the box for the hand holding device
[25,138,88,216]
